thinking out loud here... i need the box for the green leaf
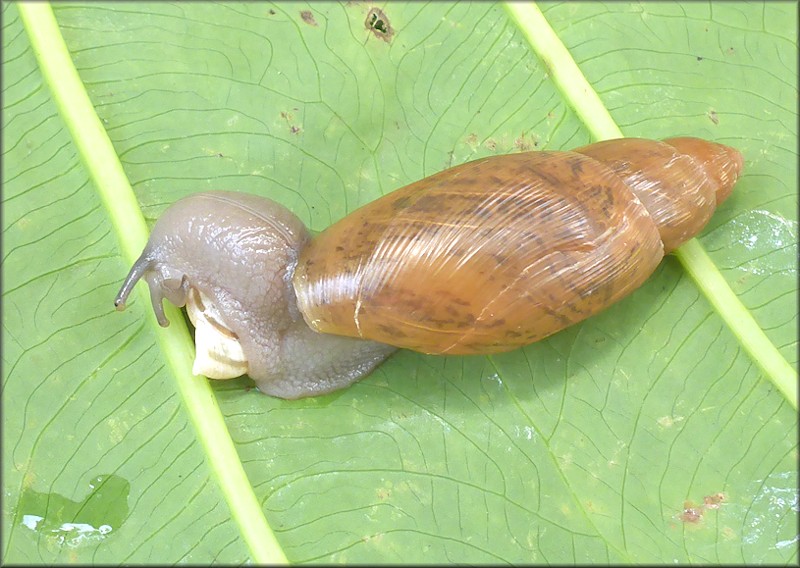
[3,1,797,564]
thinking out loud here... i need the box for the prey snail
[115,137,743,399]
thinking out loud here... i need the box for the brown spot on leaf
[365,7,393,42]
[280,110,302,135]
[680,501,703,523]
[703,492,726,509]
[301,10,318,26]
[515,133,532,151]
[678,491,726,523]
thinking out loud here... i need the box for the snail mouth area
[185,287,249,379]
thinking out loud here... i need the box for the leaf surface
[3,1,797,563]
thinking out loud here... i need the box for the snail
[114,137,743,399]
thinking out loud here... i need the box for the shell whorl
[293,137,742,354]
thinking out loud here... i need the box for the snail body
[115,137,742,398]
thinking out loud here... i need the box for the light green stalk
[504,1,797,409]
[16,2,289,562]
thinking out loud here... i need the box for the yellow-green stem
[504,1,797,409]
[16,1,290,561]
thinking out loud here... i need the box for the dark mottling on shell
[391,195,413,210]
[378,323,407,338]
[418,315,477,330]
[584,184,606,200]
[544,303,578,324]
[412,194,447,213]
[527,167,563,189]
[379,288,428,312]
[445,305,461,317]
[584,184,615,216]
[401,298,428,312]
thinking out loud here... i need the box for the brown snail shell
[294,137,742,355]
[114,137,742,398]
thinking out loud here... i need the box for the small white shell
[185,288,248,379]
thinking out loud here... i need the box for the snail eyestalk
[114,253,151,311]
[114,254,172,327]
